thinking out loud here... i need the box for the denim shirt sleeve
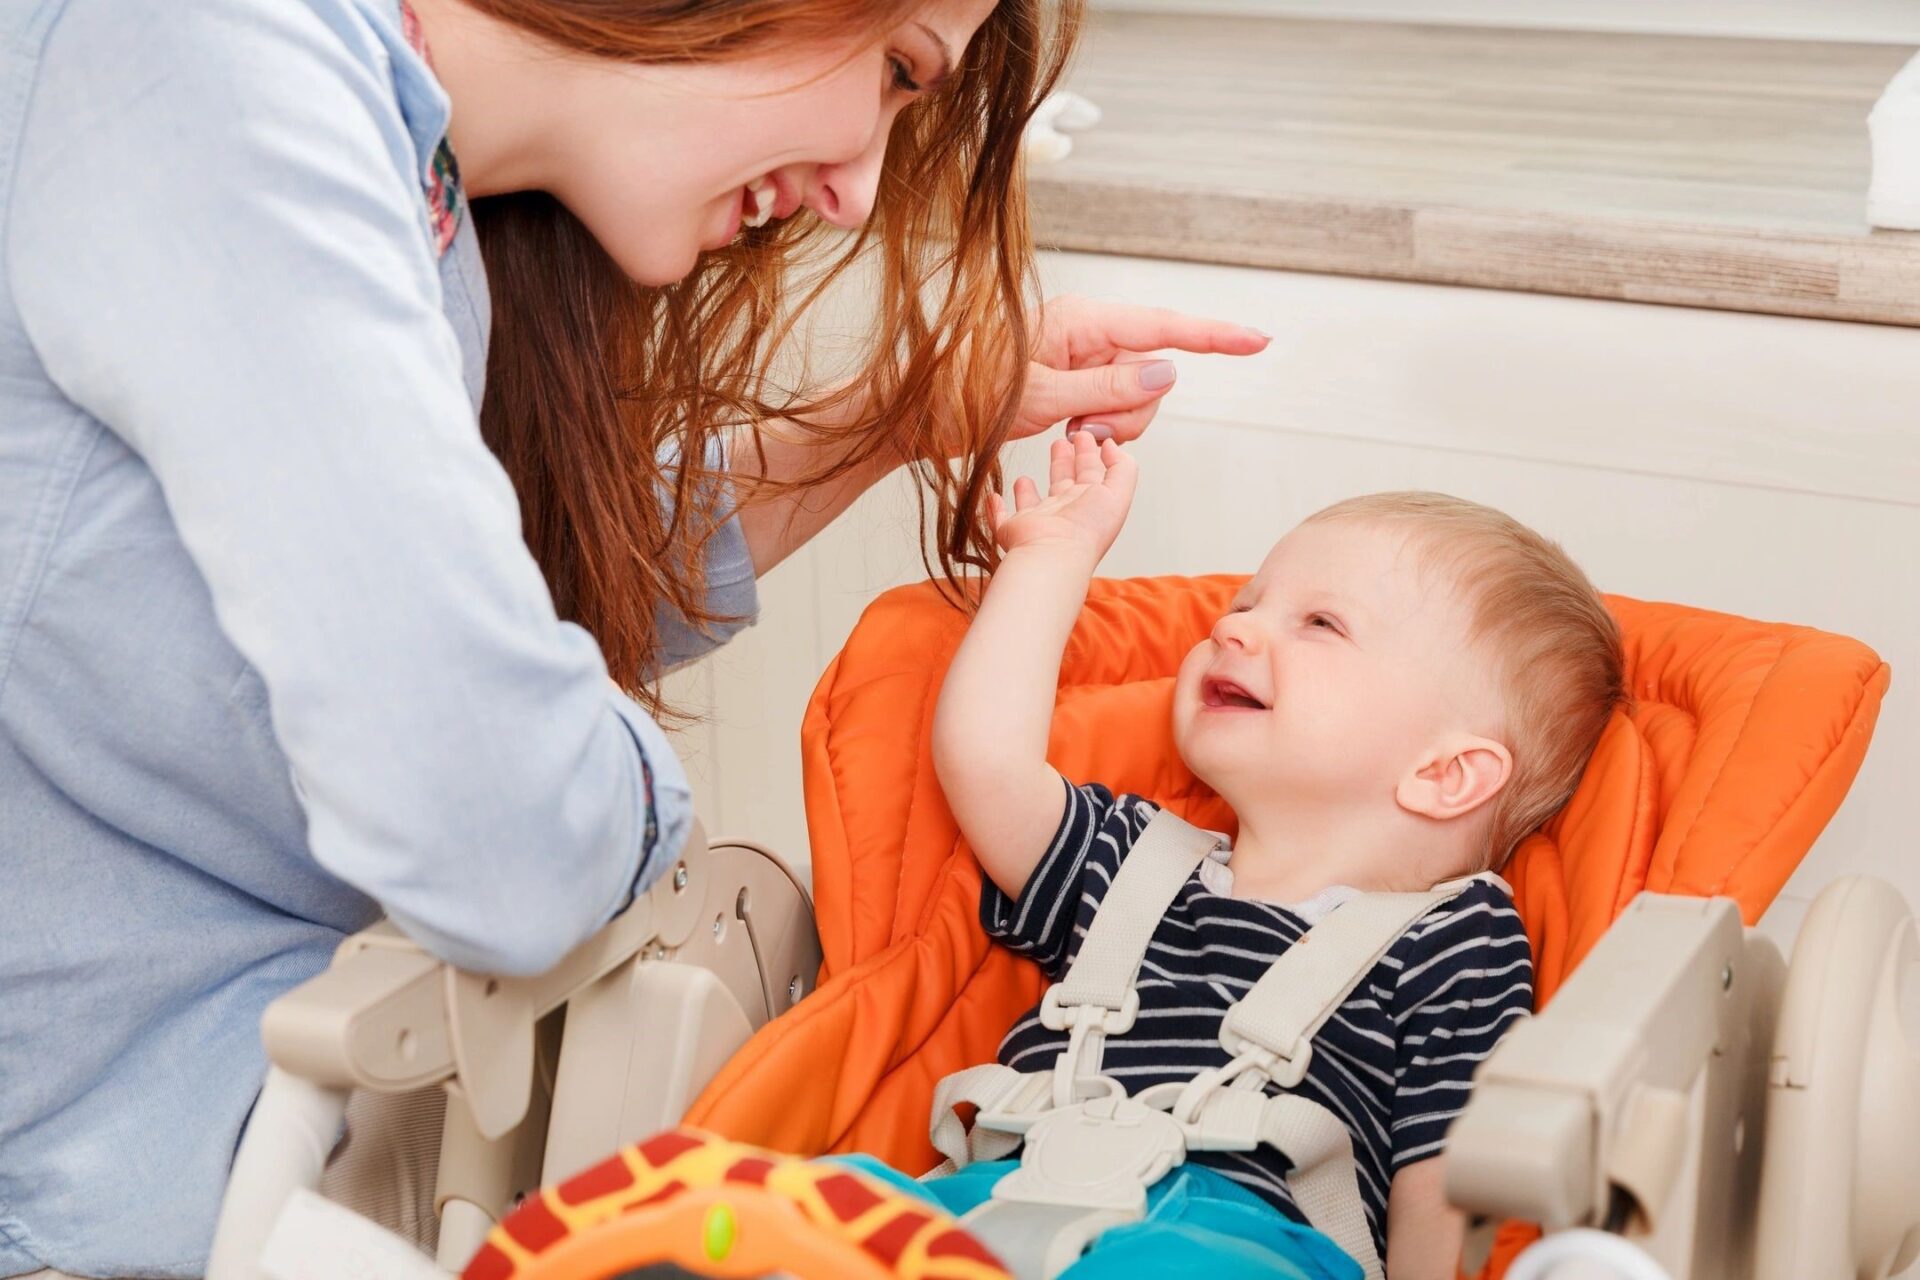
[8,0,691,976]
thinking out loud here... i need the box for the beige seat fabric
[316,1087,447,1256]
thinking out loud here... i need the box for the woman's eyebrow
[915,22,956,86]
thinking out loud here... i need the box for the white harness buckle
[1038,985,1140,1035]
[992,1094,1188,1214]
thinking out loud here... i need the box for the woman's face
[544,0,999,286]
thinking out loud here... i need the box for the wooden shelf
[1032,14,1920,325]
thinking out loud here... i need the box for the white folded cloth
[1023,91,1103,165]
[1869,51,1920,230]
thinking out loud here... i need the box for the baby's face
[1172,519,1504,816]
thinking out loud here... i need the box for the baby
[910,433,1624,1279]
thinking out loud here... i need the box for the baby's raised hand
[988,431,1139,563]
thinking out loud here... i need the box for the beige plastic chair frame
[204,838,1920,1280]
[1448,875,1920,1280]
[205,822,822,1279]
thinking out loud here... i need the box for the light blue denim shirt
[0,0,758,1273]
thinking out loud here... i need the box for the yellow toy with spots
[463,1129,1011,1280]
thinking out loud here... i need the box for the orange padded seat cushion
[687,576,1887,1215]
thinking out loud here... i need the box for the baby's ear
[1395,735,1513,822]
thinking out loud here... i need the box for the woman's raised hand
[988,430,1139,561]
[1012,295,1270,442]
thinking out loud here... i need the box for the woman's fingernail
[1081,423,1115,442]
[1140,360,1177,390]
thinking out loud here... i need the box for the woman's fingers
[1041,297,1269,361]
[1067,401,1157,443]
[1022,359,1176,434]
[1066,353,1159,441]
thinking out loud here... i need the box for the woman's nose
[804,124,889,229]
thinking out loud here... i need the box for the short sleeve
[978,781,1158,978]
[651,434,760,673]
[1388,884,1535,1172]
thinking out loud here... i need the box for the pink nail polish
[1082,423,1115,442]
[1139,361,1177,390]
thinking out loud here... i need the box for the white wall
[1089,0,1920,44]
[668,252,1919,953]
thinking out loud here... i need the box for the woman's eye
[889,55,923,94]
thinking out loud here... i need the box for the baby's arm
[1386,889,1534,1276]
[1385,1161,1467,1280]
[932,432,1138,901]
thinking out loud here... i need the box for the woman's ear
[1395,735,1514,822]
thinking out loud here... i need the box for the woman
[0,0,1265,1274]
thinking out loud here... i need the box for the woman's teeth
[743,177,775,229]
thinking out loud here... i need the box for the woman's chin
[640,246,703,286]
[598,231,706,288]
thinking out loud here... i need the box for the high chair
[204,826,821,1278]
[212,576,1894,1280]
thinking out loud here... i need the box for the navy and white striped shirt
[982,782,1534,1256]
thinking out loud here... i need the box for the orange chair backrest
[688,576,1887,1231]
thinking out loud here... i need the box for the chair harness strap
[934,809,1503,1280]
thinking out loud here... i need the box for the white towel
[1869,51,1920,230]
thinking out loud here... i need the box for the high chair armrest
[262,821,714,1140]
[213,822,824,1280]
[1445,893,1785,1276]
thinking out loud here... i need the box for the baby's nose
[1212,612,1260,651]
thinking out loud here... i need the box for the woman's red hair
[467,0,1080,713]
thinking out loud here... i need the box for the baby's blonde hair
[1305,492,1626,867]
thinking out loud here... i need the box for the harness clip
[1039,986,1141,1036]
[1220,1030,1314,1088]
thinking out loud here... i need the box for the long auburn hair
[465,0,1079,715]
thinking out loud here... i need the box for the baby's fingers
[1071,428,1106,485]
[1100,439,1139,503]
[1047,437,1075,497]
[1012,475,1041,512]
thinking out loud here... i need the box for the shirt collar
[1196,845,1362,922]
[359,0,455,184]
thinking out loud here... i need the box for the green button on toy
[703,1202,737,1263]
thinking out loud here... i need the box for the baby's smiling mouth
[1201,676,1268,711]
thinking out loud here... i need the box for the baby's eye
[1307,613,1342,633]
[889,55,923,94]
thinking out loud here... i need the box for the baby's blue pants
[828,1154,1363,1280]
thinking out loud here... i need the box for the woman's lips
[768,175,802,221]
[711,174,800,251]
[703,190,747,251]
[742,177,774,229]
